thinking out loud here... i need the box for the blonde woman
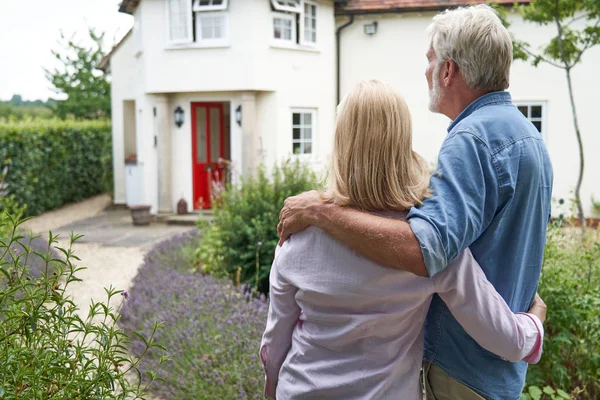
[260,81,544,400]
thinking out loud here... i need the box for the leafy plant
[119,232,268,400]
[196,159,318,294]
[45,28,111,119]
[0,214,166,399]
[0,119,112,216]
[592,196,600,218]
[508,0,600,228]
[523,222,600,399]
[520,385,573,400]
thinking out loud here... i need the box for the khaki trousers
[423,361,486,400]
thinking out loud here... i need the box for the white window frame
[166,0,194,45]
[193,0,228,12]
[291,109,316,157]
[271,0,301,13]
[300,0,317,46]
[194,11,230,47]
[515,101,546,138]
[272,12,297,43]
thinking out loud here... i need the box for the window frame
[192,0,228,12]
[300,0,318,46]
[291,108,316,157]
[272,12,297,44]
[166,0,194,45]
[271,0,302,14]
[515,101,547,138]
[194,11,230,46]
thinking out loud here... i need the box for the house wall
[109,33,137,205]
[338,10,600,214]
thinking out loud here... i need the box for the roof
[337,0,530,14]
[119,0,141,15]
[97,29,132,72]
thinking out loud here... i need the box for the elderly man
[278,5,553,400]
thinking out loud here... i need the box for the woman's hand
[528,293,547,323]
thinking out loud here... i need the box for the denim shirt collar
[447,91,513,132]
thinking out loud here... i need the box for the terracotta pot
[130,205,152,226]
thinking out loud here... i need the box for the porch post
[155,95,172,213]
[240,92,258,174]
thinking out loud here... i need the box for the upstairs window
[271,0,317,46]
[167,0,229,46]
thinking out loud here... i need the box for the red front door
[191,102,225,209]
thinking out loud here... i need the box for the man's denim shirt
[408,91,553,400]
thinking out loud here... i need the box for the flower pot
[130,205,152,226]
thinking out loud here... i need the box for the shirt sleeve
[408,131,500,277]
[433,249,544,364]
[260,257,301,399]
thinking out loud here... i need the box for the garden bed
[119,231,268,400]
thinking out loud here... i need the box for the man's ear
[442,59,458,88]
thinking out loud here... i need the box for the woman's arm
[260,256,302,399]
[433,249,544,363]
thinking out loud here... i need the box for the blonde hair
[322,80,432,211]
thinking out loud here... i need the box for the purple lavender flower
[121,291,130,300]
[257,241,263,247]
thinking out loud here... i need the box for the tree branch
[569,18,600,68]
[566,12,590,27]
[521,46,566,69]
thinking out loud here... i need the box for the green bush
[0,119,112,216]
[0,215,166,399]
[523,224,600,400]
[196,159,318,294]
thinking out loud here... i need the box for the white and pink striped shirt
[260,225,543,400]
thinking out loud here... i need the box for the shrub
[0,215,165,399]
[522,224,600,400]
[119,232,268,400]
[196,159,318,293]
[0,119,112,216]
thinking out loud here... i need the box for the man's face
[425,47,442,113]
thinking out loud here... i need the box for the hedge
[0,119,112,216]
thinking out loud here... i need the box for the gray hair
[427,4,513,91]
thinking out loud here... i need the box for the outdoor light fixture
[174,106,184,128]
[364,21,378,36]
[235,105,242,127]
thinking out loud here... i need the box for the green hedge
[0,119,112,216]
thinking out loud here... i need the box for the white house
[101,0,600,216]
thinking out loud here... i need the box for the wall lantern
[235,105,242,127]
[174,106,184,128]
[364,21,378,36]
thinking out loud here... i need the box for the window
[193,0,228,11]
[516,102,545,134]
[292,110,315,155]
[273,13,296,42]
[302,2,317,44]
[167,0,193,44]
[195,12,228,44]
[271,0,317,46]
[167,0,229,46]
[271,0,301,13]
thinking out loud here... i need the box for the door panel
[191,102,225,209]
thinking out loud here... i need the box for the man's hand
[528,292,547,323]
[278,190,324,245]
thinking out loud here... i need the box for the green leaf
[529,386,543,400]
[556,389,571,399]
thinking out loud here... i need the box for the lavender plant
[119,232,268,400]
[0,214,165,399]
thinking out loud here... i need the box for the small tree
[506,0,600,228]
[45,28,111,119]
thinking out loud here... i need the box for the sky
[0,0,133,101]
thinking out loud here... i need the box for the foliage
[522,221,600,399]
[0,165,26,238]
[0,215,166,399]
[592,196,600,218]
[0,119,112,216]
[196,159,318,294]
[119,232,268,400]
[45,28,110,119]
[506,0,600,227]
